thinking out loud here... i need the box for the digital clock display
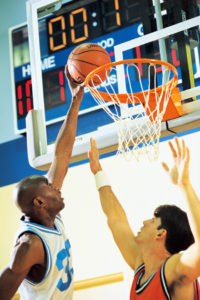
[16,67,66,119]
[46,0,123,53]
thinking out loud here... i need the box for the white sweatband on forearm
[94,170,110,190]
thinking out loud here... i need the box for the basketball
[67,43,111,85]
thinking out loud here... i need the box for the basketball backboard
[23,0,200,170]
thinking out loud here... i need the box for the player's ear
[156,228,167,240]
[33,196,46,208]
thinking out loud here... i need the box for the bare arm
[47,67,84,189]
[0,233,45,300]
[88,138,141,270]
[162,137,200,283]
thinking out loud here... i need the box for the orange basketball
[67,43,111,86]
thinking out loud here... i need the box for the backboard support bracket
[26,105,200,170]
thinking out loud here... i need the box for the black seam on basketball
[70,63,87,80]
[72,46,83,55]
[71,50,109,56]
[70,63,101,84]
[68,58,101,68]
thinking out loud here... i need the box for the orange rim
[85,59,178,103]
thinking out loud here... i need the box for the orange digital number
[48,16,67,51]
[114,0,121,26]
[70,8,88,44]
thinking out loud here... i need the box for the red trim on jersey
[130,261,200,300]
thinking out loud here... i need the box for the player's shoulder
[164,254,197,299]
[12,232,45,265]
[16,231,43,247]
[164,253,181,274]
[9,232,45,275]
[164,253,190,286]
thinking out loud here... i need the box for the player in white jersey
[15,215,74,300]
[0,67,84,300]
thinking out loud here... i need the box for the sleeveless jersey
[130,261,200,300]
[15,215,74,300]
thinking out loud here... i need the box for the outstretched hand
[88,138,102,174]
[162,137,190,186]
[65,65,84,99]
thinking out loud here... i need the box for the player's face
[40,183,65,213]
[136,216,162,244]
[48,183,65,212]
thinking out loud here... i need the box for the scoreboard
[10,0,144,134]
[9,0,199,137]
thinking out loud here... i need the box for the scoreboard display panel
[10,0,144,135]
[9,0,200,138]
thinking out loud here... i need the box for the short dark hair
[154,205,194,254]
[19,175,48,190]
[15,175,49,210]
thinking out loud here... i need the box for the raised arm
[88,138,142,270]
[46,67,84,189]
[162,137,200,284]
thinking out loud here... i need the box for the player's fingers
[80,82,85,87]
[182,139,186,160]
[65,64,70,79]
[186,147,190,164]
[90,138,94,152]
[161,162,170,172]
[90,137,96,148]
[88,149,91,158]
[168,140,177,159]
[175,137,181,158]
[65,68,75,84]
[66,64,80,86]
[90,138,98,153]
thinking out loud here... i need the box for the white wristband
[94,170,110,190]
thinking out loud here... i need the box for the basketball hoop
[85,59,182,161]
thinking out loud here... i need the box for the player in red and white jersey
[89,137,200,300]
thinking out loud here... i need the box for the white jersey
[15,215,74,300]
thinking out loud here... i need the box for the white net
[85,59,178,161]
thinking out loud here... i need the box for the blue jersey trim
[134,264,145,276]
[20,217,62,236]
[56,215,64,225]
[135,270,157,294]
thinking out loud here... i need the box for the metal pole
[154,0,168,82]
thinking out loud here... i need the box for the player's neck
[141,243,169,272]
[24,214,56,229]
[143,256,165,276]
[143,254,170,278]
